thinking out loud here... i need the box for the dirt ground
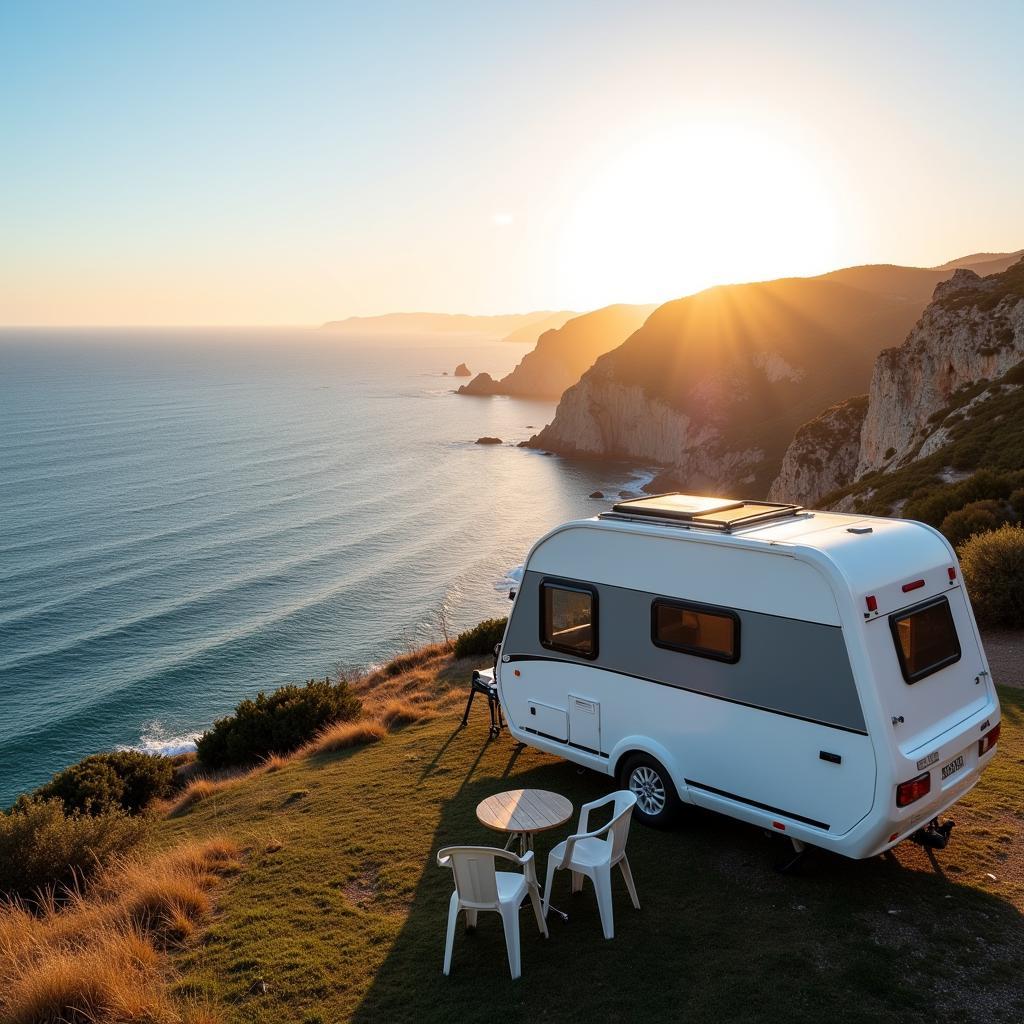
[981,629,1024,688]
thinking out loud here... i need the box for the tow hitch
[910,817,955,850]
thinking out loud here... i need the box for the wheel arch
[610,736,689,802]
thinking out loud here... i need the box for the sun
[558,119,841,306]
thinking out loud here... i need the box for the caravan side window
[651,598,740,664]
[540,580,597,659]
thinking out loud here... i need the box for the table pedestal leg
[516,831,569,922]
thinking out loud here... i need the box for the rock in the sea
[454,363,472,377]
[457,372,500,395]
[643,471,684,495]
[618,489,639,499]
[589,490,604,498]
[475,436,503,445]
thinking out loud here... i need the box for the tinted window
[652,599,739,663]
[890,597,961,683]
[541,582,597,658]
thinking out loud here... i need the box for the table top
[476,789,573,835]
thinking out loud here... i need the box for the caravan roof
[574,492,958,605]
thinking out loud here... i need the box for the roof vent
[600,493,804,533]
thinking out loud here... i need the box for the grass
[300,720,387,757]
[156,647,1024,1024]
[0,837,240,1023]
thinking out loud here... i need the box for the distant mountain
[932,251,1023,272]
[499,311,578,344]
[320,310,575,339]
[527,251,1022,496]
[458,304,655,400]
[770,256,1024,513]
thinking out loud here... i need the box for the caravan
[491,494,1001,860]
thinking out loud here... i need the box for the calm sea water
[0,329,646,806]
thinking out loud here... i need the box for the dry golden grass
[258,753,291,773]
[301,719,387,757]
[165,773,243,817]
[0,838,239,1024]
[378,697,436,729]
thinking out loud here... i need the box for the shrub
[454,617,508,658]
[904,468,1024,527]
[940,499,1012,547]
[959,524,1024,627]
[196,677,362,770]
[31,751,175,816]
[0,799,151,899]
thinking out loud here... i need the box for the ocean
[0,328,645,806]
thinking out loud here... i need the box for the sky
[2,0,1023,326]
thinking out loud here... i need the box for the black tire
[618,752,681,828]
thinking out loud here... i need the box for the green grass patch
[160,665,1024,1024]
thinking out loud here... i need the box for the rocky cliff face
[530,375,766,489]
[766,395,868,505]
[855,267,1024,476]
[527,267,946,496]
[768,257,1024,506]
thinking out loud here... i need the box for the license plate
[941,754,965,780]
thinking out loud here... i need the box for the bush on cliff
[903,468,1024,530]
[0,798,150,899]
[940,500,1015,548]
[30,750,175,816]
[197,677,363,770]
[959,523,1024,628]
[454,617,508,658]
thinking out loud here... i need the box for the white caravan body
[495,495,1001,859]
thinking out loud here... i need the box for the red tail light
[896,772,931,807]
[902,579,925,593]
[979,723,1000,756]
[865,595,878,612]
[948,567,957,580]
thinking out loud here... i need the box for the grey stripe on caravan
[506,654,868,736]
[505,571,867,734]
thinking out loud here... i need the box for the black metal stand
[460,671,505,738]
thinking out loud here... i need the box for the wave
[118,719,200,758]
[495,563,524,592]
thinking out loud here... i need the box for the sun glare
[559,121,841,306]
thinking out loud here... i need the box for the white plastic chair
[542,790,640,939]
[437,845,548,979]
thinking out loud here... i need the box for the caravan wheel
[618,753,680,828]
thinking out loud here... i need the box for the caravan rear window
[890,596,961,684]
[651,599,739,663]
[540,580,597,659]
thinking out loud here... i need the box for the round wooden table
[476,788,573,856]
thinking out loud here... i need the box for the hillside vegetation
[159,656,1023,1024]
[4,630,1023,1023]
